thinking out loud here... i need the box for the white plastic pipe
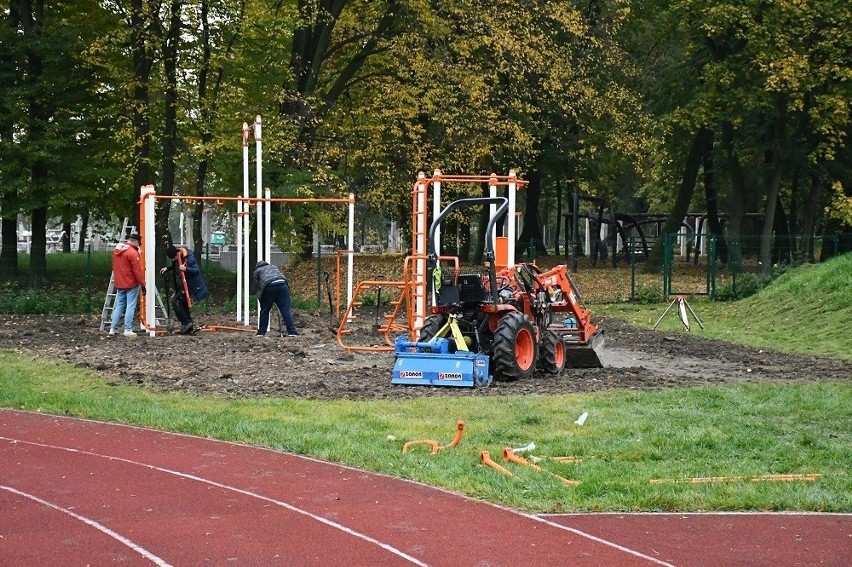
[432,169,441,258]
[255,115,263,266]
[141,184,157,336]
[347,192,355,318]
[264,187,271,263]
[508,169,516,266]
[238,122,249,322]
[489,174,497,253]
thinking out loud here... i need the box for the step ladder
[100,219,170,331]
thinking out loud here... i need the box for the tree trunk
[0,215,17,279]
[517,166,547,260]
[131,0,154,230]
[800,173,823,262]
[553,176,562,256]
[77,211,89,253]
[645,127,712,272]
[758,95,787,274]
[29,204,47,284]
[722,121,748,268]
[62,221,71,253]
[702,146,727,264]
[773,195,791,264]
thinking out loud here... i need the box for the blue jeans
[111,286,140,331]
[258,281,298,335]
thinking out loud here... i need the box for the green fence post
[86,244,93,313]
[662,234,671,298]
[630,236,636,302]
[708,235,717,297]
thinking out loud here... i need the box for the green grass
[1,252,850,512]
[596,253,852,360]
[2,352,849,512]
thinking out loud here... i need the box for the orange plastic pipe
[175,252,193,308]
[402,440,441,455]
[650,473,821,485]
[502,448,581,486]
[444,421,464,448]
[480,451,513,476]
[502,448,542,471]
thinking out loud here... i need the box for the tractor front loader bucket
[391,337,492,387]
[563,329,606,368]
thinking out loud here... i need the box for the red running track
[1,409,849,566]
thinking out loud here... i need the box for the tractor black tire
[538,330,566,375]
[491,311,538,381]
[418,314,446,341]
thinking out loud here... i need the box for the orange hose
[480,451,513,476]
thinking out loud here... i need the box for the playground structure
[137,117,356,335]
[334,170,530,352]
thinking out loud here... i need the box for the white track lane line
[1,485,172,567]
[1,436,428,567]
[522,513,677,567]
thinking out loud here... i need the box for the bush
[633,285,663,304]
[0,282,100,314]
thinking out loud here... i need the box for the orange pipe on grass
[444,421,464,448]
[402,440,441,455]
[502,448,542,471]
[650,473,821,485]
[480,451,513,477]
[502,448,581,486]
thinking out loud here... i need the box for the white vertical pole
[489,174,497,253]
[238,122,249,322]
[141,184,157,336]
[584,218,591,256]
[254,116,262,329]
[254,115,263,265]
[432,169,441,257]
[347,192,355,317]
[264,187,271,263]
[507,169,517,266]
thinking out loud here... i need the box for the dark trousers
[258,281,297,335]
[172,290,193,328]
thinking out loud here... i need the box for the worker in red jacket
[108,233,146,337]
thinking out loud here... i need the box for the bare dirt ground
[0,311,848,400]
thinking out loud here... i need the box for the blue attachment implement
[391,336,492,387]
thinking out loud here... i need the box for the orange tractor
[391,197,604,387]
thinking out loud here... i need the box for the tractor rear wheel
[538,330,566,375]
[418,314,446,341]
[491,311,538,381]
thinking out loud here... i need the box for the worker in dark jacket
[160,245,209,334]
[253,260,298,337]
